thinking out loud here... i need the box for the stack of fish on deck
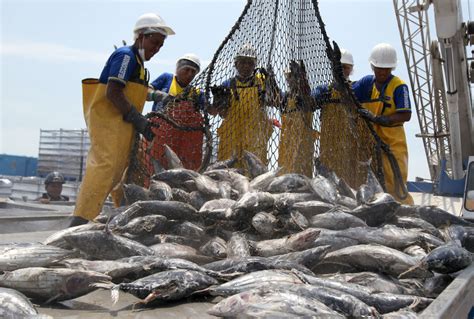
[1,147,473,319]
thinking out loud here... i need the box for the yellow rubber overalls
[361,76,414,205]
[74,59,148,220]
[217,74,272,168]
[278,97,318,177]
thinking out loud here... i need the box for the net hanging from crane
[127,0,385,190]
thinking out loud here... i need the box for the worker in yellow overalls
[352,43,414,205]
[69,13,175,227]
[279,61,318,177]
[209,44,273,169]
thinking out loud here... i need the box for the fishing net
[127,0,385,190]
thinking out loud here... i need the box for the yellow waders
[362,76,414,205]
[217,76,272,169]
[278,98,318,177]
[74,79,147,220]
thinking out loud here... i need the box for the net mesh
[127,0,383,190]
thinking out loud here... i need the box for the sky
[1,0,473,181]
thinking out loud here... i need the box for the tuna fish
[199,237,227,258]
[243,150,268,178]
[208,287,344,318]
[123,183,150,205]
[148,180,173,201]
[400,243,472,277]
[0,267,111,303]
[310,175,339,204]
[94,269,218,305]
[309,210,367,230]
[0,287,52,319]
[267,174,312,193]
[396,205,474,228]
[0,243,76,272]
[43,223,105,249]
[110,200,199,226]
[203,256,314,275]
[153,168,200,188]
[249,168,281,191]
[209,269,305,297]
[63,230,154,260]
[251,211,278,237]
[227,233,251,258]
[350,193,400,227]
[252,228,320,257]
[320,244,432,278]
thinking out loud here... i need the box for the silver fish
[199,237,227,258]
[149,179,173,201]
[0,243,75,272]
[252,228,320,257]
[267,174,312,193]
[63,230,154,260]
[243,150,268,178]
[227,233,251,258]
[0,267,111,303]
[321,244,432,278]
[0,287,52,319]
[123,183,150,205]
[94,269,218,304]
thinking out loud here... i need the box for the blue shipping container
[0,154,38,177]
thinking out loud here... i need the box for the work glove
[123,107,155,141]
[148,90,169,103]
[358,108,391,126]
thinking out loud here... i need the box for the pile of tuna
[1,149,473,318]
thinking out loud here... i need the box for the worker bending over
[69,13,175,227]
[352,43,414,204]
[147,54,204,170]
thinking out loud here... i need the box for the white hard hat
[340,48,354,65]
[177,53,201,71]
[133,13,175,40]
[369,43,397,69]
[235,43,257,60]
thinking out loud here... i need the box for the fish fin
[398,262,422,279]
[111,284,121,304]
[44,293,61,304]
[409,296,421,309]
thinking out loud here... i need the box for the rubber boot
[68,216,89,228]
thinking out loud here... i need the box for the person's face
[46,182,63,198]
[235,57,256,78]
[141,33,166,61]
[342,64,353,79]
[373,66,392,84]
[176,66,198,87]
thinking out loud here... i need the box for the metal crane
[393,0,474,218]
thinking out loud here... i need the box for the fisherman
[209,43,274,170]
[69,13,175,227]
[278,60,318,177]
[148,53,201,112]
[146,54,204,170]
[352,43,414,205]
[36,172,69,203]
